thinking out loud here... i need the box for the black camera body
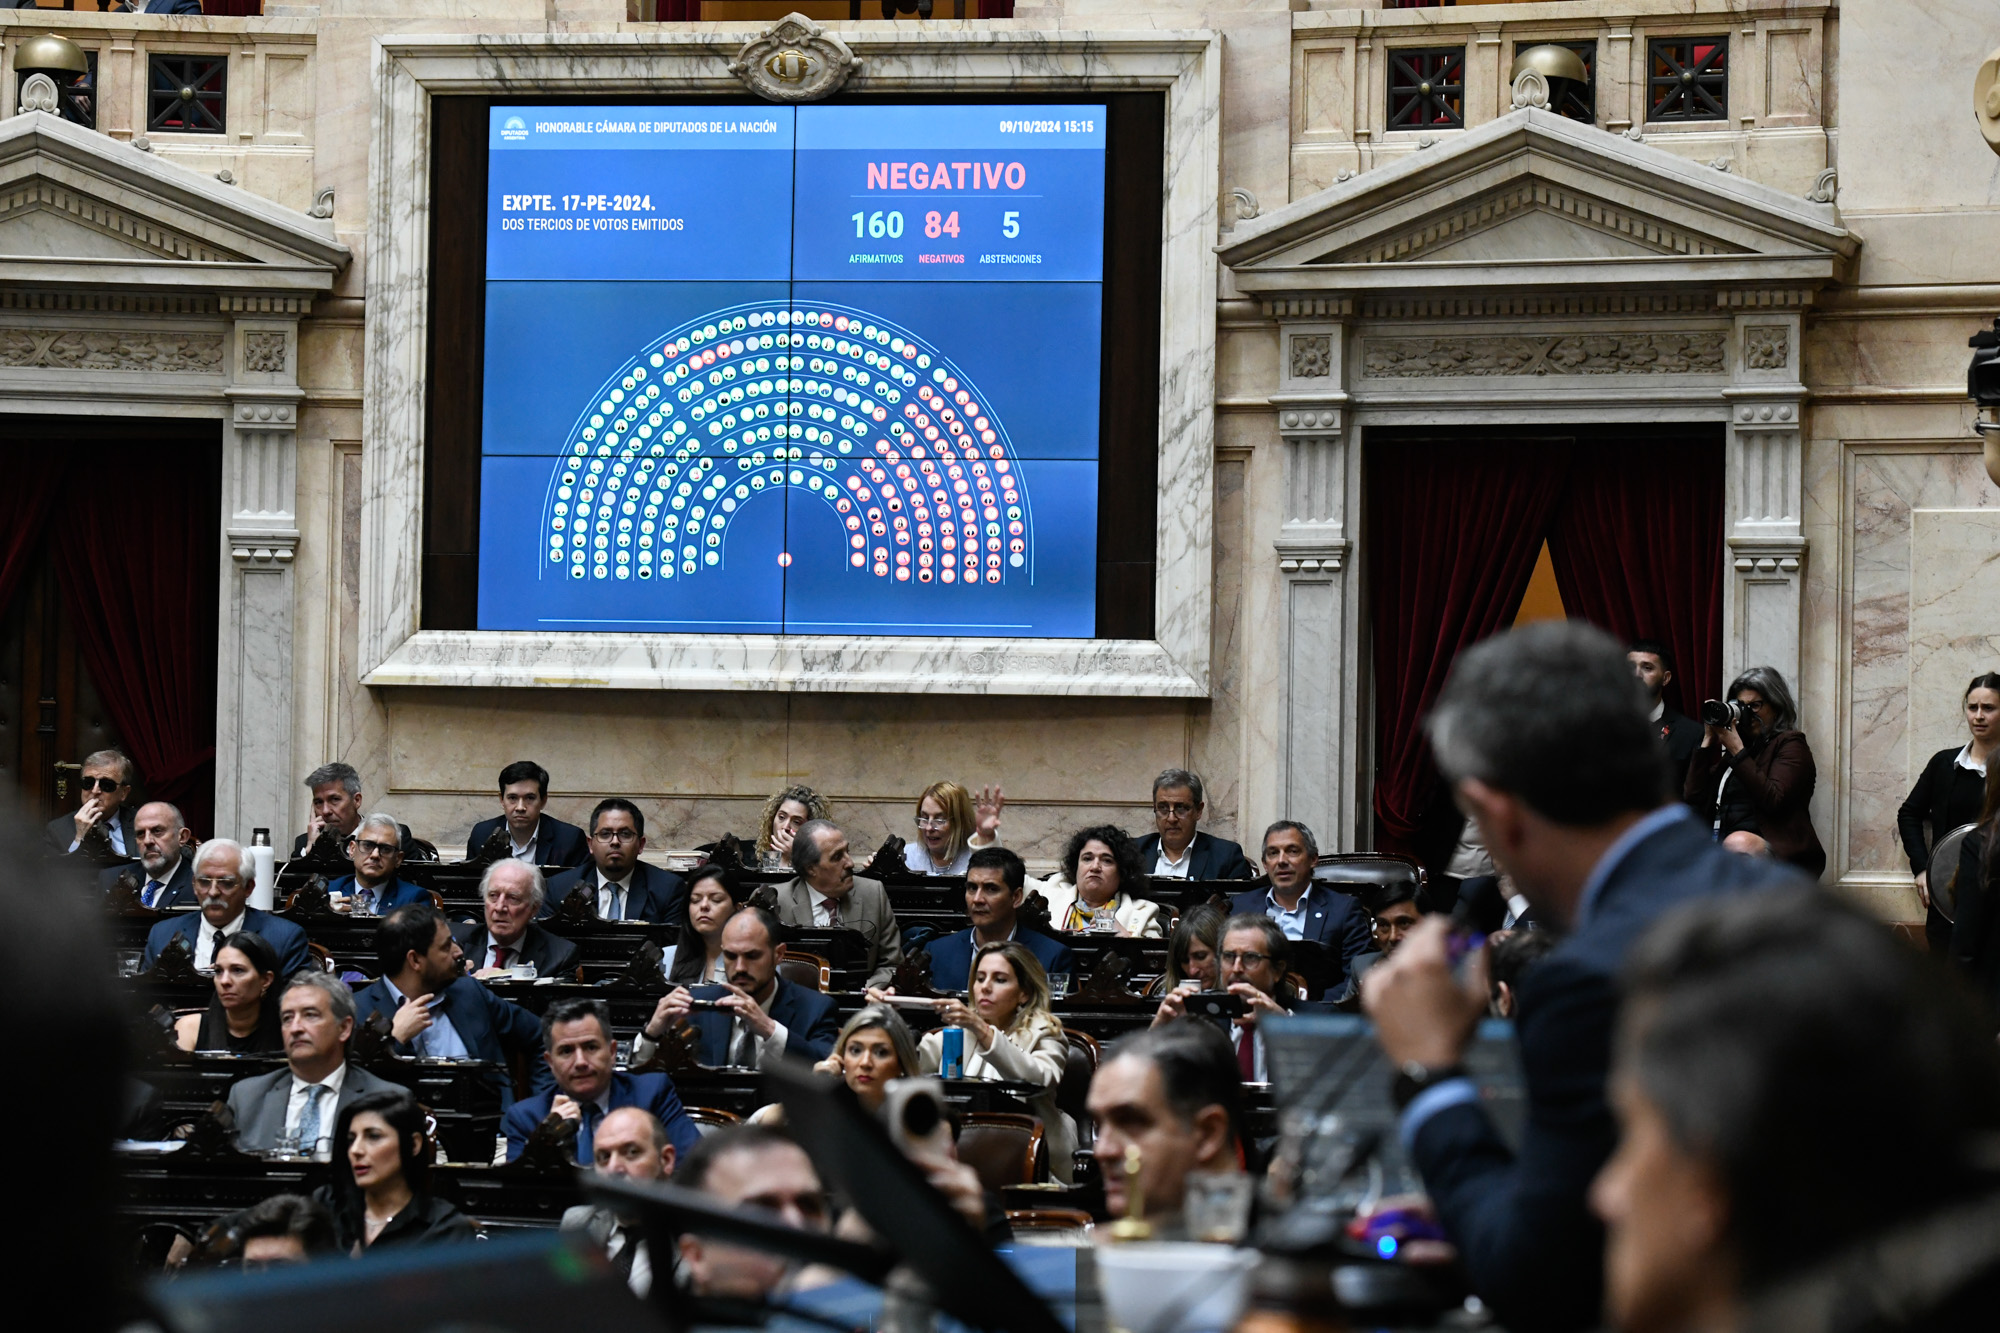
[1186,990,1248,1025]
[1701,698,1754,729]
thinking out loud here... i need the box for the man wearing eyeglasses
[1132,769,1255,881]
[139,838,311,978]
[326,812,428,916]
[543,798,686,928]
[46,749,138,859]
[1208,915,1301,1084]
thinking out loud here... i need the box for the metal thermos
[248,827,276,911]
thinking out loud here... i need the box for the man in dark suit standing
[544,799,685,928]
[1628,639,1701,774]
[1230,820,1372,992]
[504,998,700,1164]
[227,972,398,1158]
[141,839,310,978]
[464,760,589,868]
[98,801,195,909]
[46,748,138,858]
[635,907,838,1068]
[454,861,579,978]
[772,819,902,989]
[1132,768,1256,881]
[352,904,545,1108]
[1361,623,1803,1333]
[926,846,1073,992]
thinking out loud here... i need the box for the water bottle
[939,1025,965,1079]
[248,828,276,911]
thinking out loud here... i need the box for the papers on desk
[115,1140,186,1155]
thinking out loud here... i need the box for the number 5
[1002,210,1020,239]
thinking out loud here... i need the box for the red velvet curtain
[0,458,62,617]
[1546,439,1726,717]
[52,444,219,837]
[1368,439,1574,856]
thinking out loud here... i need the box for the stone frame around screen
[360,28,1220,696]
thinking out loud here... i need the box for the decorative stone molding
[1806,169,1838,204]
[309,188,334,220]
[0,182,246,263]
[242,330,287,373]
[18,74,59,114]
[729,13,862,104]
[1361,331,1725,379]
[1361,293,1713,319]
[228,530,301,565]
[1510,68,1549,111]
[1743,325,1789,371]
[1329,181,1744,267]
[1290,333,1332,378]
[0,290,218,315]
[0,328,224,372]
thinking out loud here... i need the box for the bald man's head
[593,1106,673,1182]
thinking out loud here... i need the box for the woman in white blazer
[1040,824,1167,938]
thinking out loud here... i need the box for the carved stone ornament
[1290,333,1334,379]
[0,329,224,373]
[1806,168,1838,204]
[19,73,59,115]
[729,13,862,104]
[1363,331,1726,378]
[1510,68,1550,111]
[1743,325,1789,371]
[309,187,335,220]
[242,331,287,374]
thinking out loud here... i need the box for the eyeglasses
[194,876,242,890]
[593,828,640,843]
[1219,950,1270,968]
[1154,803,1196,818]
[914,815,951,829]
[349,838,399,856]
[81,777,125,792]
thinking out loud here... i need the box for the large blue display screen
[480,104,1107,637]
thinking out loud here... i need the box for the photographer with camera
[1683,667,1825,877]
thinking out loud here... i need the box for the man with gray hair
[97,801,195,909]
[294,761,363,858]
[45,748,137,858]
[226,971,398,1159]
[771,818,902,988]
[1358,622,1803,1333]
[140,838,310,977]
[1230,820,1371,990]
[453,860,579,977]
[1133,768,1254,880]
[327,812,426,915]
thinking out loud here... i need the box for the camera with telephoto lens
[1701,699,1754,729]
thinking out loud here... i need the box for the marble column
[216,307,304,848]
[1269,313,1362,851]
[1722,308,1808,690]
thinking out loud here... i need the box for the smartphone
[1186,991,1248,1022]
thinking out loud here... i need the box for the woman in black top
[172,931,284,1053]
[1899,672,2000,952]
[667,864,741,987]
[315,1088,477,1253]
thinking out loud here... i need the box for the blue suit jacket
[502,1070,701,1165]
[543,861,686,929]
[143,0,205,12]
[685,979,839,1065]
[101,854,195,910]
[465,815,590,869]
[1408,813,1806,1332]
[326,875,429,913]
[1230,883,1372,986]
[1133,831,1256,881]
[352,974,546,1107]
[927,926,1074,993]
[141,907,310,979]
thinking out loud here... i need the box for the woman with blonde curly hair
[756,785,826,870]
[903,780,1004,876]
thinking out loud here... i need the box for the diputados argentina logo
[500,115,529,143]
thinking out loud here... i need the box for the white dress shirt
[811,891,844,927]
[284,1060,349,1161]
[385,977,469,1059]
[510,820,541,864]
[481,934,528,971]
[607,1227,652,1297]
[1956,742,1989,776]
[1152,842,1193,878]
[194,909,250,973]
[597,872,635,921]
[138,854,184,910]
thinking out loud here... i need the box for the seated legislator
[141,839,310,978]
[326,812,429,915]
[634,907,838,1069]
[903,780,1002,877]
[1341,879,1435,998]
[97,801,195,908]
[227,972,399,1158]
[46,748,137,857]
[773,818,903,989]
[561,1106,678,1297]
[1042,825,1166,937]
[913,940,1078,1182]
[352,904,543,1106]
[1152,914,1304,1082]
[1132,768,1255,881]
[1154,902,1225,997]
[757,784,826,872]
[453,860,578,979]
[316,1088,477,1252]
[1087,1021,1246,1238]
[927,846,1074,991]
[675,1126,832,1300]
[465,760,589,869]
[230,1194,338,1269]
[812,1004,922,1114]
[292,761,365,858]
[667,864,741,987]
[174,930,283,1053]
[504,998,700,1164]
[544,798,686,928]
[1231,820,1371,991]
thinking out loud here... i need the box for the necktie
[577,1101,603,1164]
[603,884,623,921]
[1236,1028,1256,1081]
[297,1084,327,1156]
[493,945,514,969]
[825,899,841,928]
[206,928,228,969]
[730,1016,756,1068]
[143,880,162,909]
[357,885,376,915]
[609,1227,637,1283]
